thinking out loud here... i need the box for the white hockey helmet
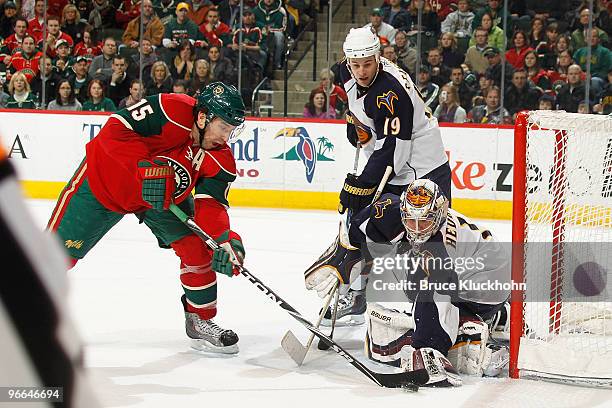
[399,179,449,245]
[343,27,381,60]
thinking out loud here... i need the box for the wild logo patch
[213,85,224,95]
[376,91,399,115]
[157,156,191,198]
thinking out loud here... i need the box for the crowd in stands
[313,0,611,122]
[0,0,610,120]
[0,0,313,111]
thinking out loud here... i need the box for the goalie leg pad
[365,303,415,366]
[447,319,508,377]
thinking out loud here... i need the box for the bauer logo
[272,126,334,183]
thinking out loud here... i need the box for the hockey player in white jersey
[329,26,452,325]
[306,179,510,386]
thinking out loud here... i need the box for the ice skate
[185,312,239,354]
[321,288,366,327]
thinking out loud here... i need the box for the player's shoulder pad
[159,93,197,129]
[202,145,237,181]
[364,69,410,119]
[338,59,352,86]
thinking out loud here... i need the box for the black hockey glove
[339,174,376,214]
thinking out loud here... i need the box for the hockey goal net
[510,111,612,387]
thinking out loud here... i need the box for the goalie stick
[169,203,428,390]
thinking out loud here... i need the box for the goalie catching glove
[138,159,176,211]
[338,174,376,214]
[212,230,245,277]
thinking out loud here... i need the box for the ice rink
[26,199,612,408]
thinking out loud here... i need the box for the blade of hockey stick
[169,204,429,389]
[281,282,338,365]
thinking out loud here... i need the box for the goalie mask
[399,179,449,245]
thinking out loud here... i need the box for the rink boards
[0,109,514,219]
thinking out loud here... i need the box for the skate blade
[190,339,239,354]
[320,314,365,327]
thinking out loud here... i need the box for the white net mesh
[517,111,612,386]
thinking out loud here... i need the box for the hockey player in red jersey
[47,82,247,353]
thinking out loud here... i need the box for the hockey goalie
[305,179,511,386]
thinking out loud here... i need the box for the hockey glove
[338,174,376,214]
[212,230,245,277]
[138,159,175,211]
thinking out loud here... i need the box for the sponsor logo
[370,310,392,323]
[230,127,260,179]
[273,127,334,183]
[376,91,399,115]
[65,240,84,249]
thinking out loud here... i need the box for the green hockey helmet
[194,82,246,127]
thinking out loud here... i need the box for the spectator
[26,0,45,41]
[524,50,551,90]
[253,0,287,70]
[505,69,541,117]
[468,86,510,124]
[0,1,18,39]
[426,47,451,87]
[469,12,504,51]
[122,0,164,48]
[556,64,595,113]
[8,35,42,83]
[573,29,612,83]
[106,55,132,106]
[61,3,87,45]
[74,27,102,60]
[218,0,241,31]
[527,17,547,49]
[199,6,231,48]
[117,78,143,108]
[381,0,411,33]
[365,7,396,46]
[471,0,510,32]
[394,30,417,75]
[593,69,612,115]
[39,15,74,59]
[161,2,202,62]
[382,44,410,73]
[47,78,82,110]
[441,0,474,40]
[406,0,439,50]
[128,37,158,79]
[206,45,234,84]
[540,23,561,69]
[187,0,210,26]
[525,0,568,21]
[448,66,476,111]
[52,39,73,75]
[571,8,609,50]
[115,0,142,30]
[172,78,188,93]
[88,37,116,79]
[170,39,195,80]
[434,83,467,123]
[483,46,514,89]
[538,92,555,110]
[439,32,464,68]
[66,55,92,103]
[302,88,335,119]
[317,68,347,117]
[465,27,489,75]
[82,78,116,111]
[146,60,173,95]
[416,64,440,111]
[6,71,37,108]
[47,0,69,20]
[0,85,8,107]
[154,0,177,25]
[432,0,460,22]
[189,58,212,93]
[230,8,266,86]
[549,49,575,85]
[76,0,93,25]
[597,0,611,38]
[31,56,61,106]
[506,30,533,70]
[4,18,29,59]
[476,72,492,100]
[88,0,116,37]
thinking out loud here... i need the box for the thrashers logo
[406,186,433,207]
[376,91,399,115]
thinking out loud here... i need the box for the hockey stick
[281,281,337,365]
[169,203,428,390]
[317,165,394,351]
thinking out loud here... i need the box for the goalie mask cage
[510,111,612,387]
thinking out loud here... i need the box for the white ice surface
[26,200,612,408]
